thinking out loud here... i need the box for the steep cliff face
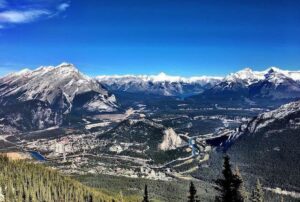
[159,128,182,151]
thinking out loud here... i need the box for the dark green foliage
[227,128,300,190]
[188,182,200,202]
[0,156,116,202]
[250,179,264,202]
[215,155,245,202]
[235,167,248,201]
[142,184,149,202]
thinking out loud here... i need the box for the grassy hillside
[76,174,216,202]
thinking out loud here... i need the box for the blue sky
[0,0,299,76]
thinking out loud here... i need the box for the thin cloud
[57,3,70,12]
[0,10,50,24]
[0,1,71,28]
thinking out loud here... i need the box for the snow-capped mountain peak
[97,67,300,96]
[15,68,31,75]
[13,63,79,76]
[97,72,223,96]
[263,66,300,81]
[57,62,74,67]
[222,66,300,86]
[0,63,117,113]
[54,62,81,74]
[97,72,222,84]
[265,68,285,79]
[266,66,281,72]
[6,68,32,78]
[0,63,119,131]
[225,67,265,85]
[152,72,184,82]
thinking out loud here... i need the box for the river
[29,151,46,161]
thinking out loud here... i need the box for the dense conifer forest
[0,156,120,202]
[0,155,295,202]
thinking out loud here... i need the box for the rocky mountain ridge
[97,67,300,98]
[0,63,117,132]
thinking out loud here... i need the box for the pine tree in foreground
[234,166,248,201]
[250,179,264,202]
[142,184,149,202]
[188,181,200,202]
[214,155,245,202]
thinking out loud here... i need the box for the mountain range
[97,72,222,96]
[1,63,300,200]
[1,63,300,132]
[192,67,300,106]
[97,67,300,98]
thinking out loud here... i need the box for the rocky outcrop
[159,128,182,151]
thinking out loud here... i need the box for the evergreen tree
[119,191,124,202]
[215,155,244,202]
[188,182,200,202]
[143,184,149,202]
[234,166,247,201]
[250,179,264,202]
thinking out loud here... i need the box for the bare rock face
[227,100,300,144]
[159,128,182,151]
[246,100,300,133]
[0,63,118,131]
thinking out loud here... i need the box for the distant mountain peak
[57,62,74,67]
[238,67,254,73]
[97,72,222,96]
[17,68,31,74]
[7,68,32,77]
[0,63,118,131]
[97,72,222,84]
[225,67,264,85]
[157,72,167,77]
[266,66,281,73]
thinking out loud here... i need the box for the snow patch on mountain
[249,101,300,133]
[97,72,222,84]
[225,68,265,85]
